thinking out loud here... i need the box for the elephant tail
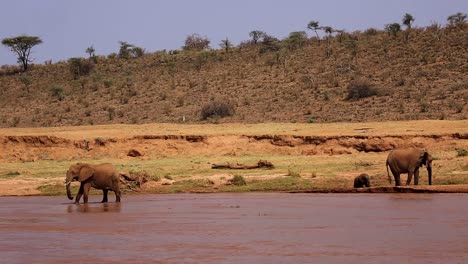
[386,160,392,184]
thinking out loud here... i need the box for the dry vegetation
[0,24,466,127]
[0,20,467,196]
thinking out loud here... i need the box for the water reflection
[66,203,121,213]
[388,193,434,201]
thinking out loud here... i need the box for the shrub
[447,12,467,27]
[49,86,65,101]
[231,175,247,186]
[182,34,210,51]
[68,58,94,79]
[364,28,378,36]
[118,41,145,59]
[385,23,401,37]
[345,80,378,100]
[200,101,234,120]
[285,31,308,50]
[259,34,280,53]
[456,149,468,157]
[18,75,32,93]
[287,167,301,178]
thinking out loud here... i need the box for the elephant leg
[112,176,121,203]
[414,168,420,185]
[406,171,413,186]
[82,183,92,204]
[102,189,109,203]
[389,167,401,186]
[395,174,402,186]
[114,187,121,203]
[75,184,84,204]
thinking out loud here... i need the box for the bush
[285,31,308,50]
[364,28,378,36]
[231,175,247,186]
[385,23,401,37]
[456,149,468,157]
[447,12,467,27]
[118,41,145,59]
[49,86,65,101]
[200,101,234,120]
[68,58,94,79]
[182,34,210,51]
[345,80,378,100]
[259,34,280,53]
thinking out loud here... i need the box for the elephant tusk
[65,180,73,185]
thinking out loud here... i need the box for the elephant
[65,163,121,204]
[354,173,371,188]
[386,148,433,186]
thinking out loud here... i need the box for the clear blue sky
[0,0,466,65]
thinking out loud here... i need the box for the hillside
[0,24,466,127]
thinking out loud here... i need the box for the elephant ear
[418,150,429,168]
[78,165,94,182]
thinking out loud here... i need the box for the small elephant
[65,163,121,204]
[386,148,433,186]
[354,173,371,188]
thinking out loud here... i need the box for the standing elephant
[65,163,121,204]
[386,148,433,186]
[354,173,371,188]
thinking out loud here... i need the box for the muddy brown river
[1,193,467,263]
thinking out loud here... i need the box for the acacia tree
[182,34,210,51]
[385,23,401,37]
[307,20,321,39]
[402,13,415,29]
[219,38,233,53]
[2,35,42,71]
[118,41,144,58]
[447,12,467,27]
[322,26,335,57]
[249,30,266,44]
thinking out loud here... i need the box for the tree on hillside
[307,20,321,44]
[259,34,280,53]
[249,30,266,44]
[118,41,145,58]
[219,38,233,53]
[2,35,42,71]
[182,34,210,51]
[385,23,401,37]
[285,31,308,50]
[321,26,336,57]
[402,13,415,29]
[86,45,97,63]
[447,12,467,27]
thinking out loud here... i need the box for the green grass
[0,171,21,179]
[2,148,466,195]
[456,149,468,157]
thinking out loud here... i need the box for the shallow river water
[1,193,468,263]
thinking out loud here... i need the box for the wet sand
[1,193,468,263]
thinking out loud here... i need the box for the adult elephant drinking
[386,148,433,186]
[66,163,121,204]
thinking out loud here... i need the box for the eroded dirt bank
[1,133,466,162]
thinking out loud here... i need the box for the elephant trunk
[66,172,74,200]
[428,166,432,185]
[66,182,73,200]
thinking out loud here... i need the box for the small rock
[127,149,143,157]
